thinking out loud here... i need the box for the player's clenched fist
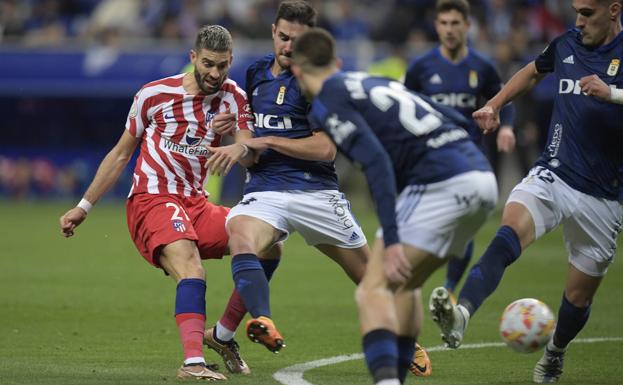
[211,108,237,136]
[472,105,500,134]
[579,74,611,102]
[59,207,87,237]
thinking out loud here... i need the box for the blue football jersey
[534,29,623,200]
[243,54,338,193]
[308,71,491,245]
[404,47,514,146]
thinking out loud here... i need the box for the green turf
[1,200,622,384]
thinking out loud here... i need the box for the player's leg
[159,241,227,381]
[443,240,474,300]
[394,243,446,382]
[315,243,368,283]
[534,191,620,383]
[126,194,225,380]
[206,242,282,372]
[534,264,602,383]
[355,239,400,385]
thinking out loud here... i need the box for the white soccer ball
[499,298,556,353]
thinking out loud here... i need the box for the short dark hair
[292,28,335,70]
[436,0,470,19]
[274,1,317,27]
[194,25,233,52]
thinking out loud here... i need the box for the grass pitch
[1,200,622,384]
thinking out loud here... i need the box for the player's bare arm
[474,61,546,134]
[243,130,336,162]
[59,130,139,237]
[205,130,255,175]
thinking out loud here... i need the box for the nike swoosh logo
[164,113,175,120]
[412,362,428,373]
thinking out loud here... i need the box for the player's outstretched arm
[59,130,139,237]
[243,131,336,162]
[474,61,545,134]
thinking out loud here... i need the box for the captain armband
[610,87,623,105]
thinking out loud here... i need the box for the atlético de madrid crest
[607,59,620,76]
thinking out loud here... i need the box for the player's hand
[241,137,270,163]
[579,74,611,102]
[211,108,236,136]
[59,207,87,237]
[473,105,500,134]
[496,126,516,153]
[206,143,247,176]
[384,243,412,285]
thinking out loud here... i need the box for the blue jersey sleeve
[535,34,563,74]
[311,97,401,246]
[404,59,423,92]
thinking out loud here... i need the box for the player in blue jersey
[429,0,623,383]
[204,0,371,356]
[290,28,498,385]
[404,0,516,309]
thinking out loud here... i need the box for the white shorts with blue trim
[508,166,623,277]
[227,189,367,248]
[377,170,498,258]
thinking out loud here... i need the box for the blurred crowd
[1,0,574,200]
[0,0,575,48]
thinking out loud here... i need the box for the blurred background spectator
[1,0,574,202]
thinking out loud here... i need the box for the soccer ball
[499,298,556,353]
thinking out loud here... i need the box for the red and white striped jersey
[125,74,253,197]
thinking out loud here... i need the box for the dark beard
[194,70,219,94]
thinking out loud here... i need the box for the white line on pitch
[273,336,623,385]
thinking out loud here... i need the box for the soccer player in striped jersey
[59,25,273,381]
[290,28,497,385]
[429,0,623,382]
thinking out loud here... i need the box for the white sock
[376,379,400,385]
[456,304,470,330]
[184,356,206,366]
[216,321,235,342]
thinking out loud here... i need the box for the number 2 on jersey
[165,202,190,221]
[370,81,443,136]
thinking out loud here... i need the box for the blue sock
[552,294,590,349]
[362,329,399,383]
[260,258,280,281]
[175,278,206,316]
[459,225,521,315]
[231,253,270,318]
[445,240,474,292]
[397,336,416,383]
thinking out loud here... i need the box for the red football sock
[175,313,206,360]
[219,290,247,332]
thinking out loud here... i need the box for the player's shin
[175,278,208,365]
[231,253,271,318]
[458,225,521,315]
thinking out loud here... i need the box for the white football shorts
[377,170,498,258]
[507,166,623,277]
[226,189,367,248]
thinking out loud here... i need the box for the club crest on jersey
[607,59,620,76]
[276,85,286,105]
[205,111,216,125]
[469,70,478,88]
